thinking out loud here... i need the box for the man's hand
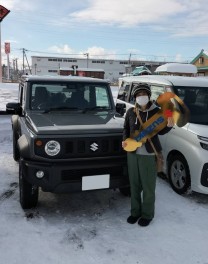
[167,117,174,127]
[122,141,127,148]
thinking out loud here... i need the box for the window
[92,60,105,64]
[95,86,110,107]
[119,61,128,64]
[117,82,130,102]
[48,70,58,73]
[199,57,204,64]
[128,84,164,104]
[150,85,165,101]
[65,59,77,62]
[173,86,208,125]
[198,72,205,76]
[30,83,111,111]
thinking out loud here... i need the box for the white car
[116,75,208,195]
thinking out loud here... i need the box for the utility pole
[84,53,89,68]
[6,49,9,80]
[23,48,25,73]
[15,58,18,71]
[34,63,37,75]
[22,48,31,74]
[128,53,131,65]
[13,59,15,71]
[0,5,10,82]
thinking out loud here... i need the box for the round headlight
[45,140,61,156]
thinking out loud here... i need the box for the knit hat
[132,83,151,98]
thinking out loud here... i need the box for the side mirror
[6,102,22,115]
[116,103,126,116]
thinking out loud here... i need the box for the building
[31,56,166,82]
[32,56,129,82]
[191,49,208,76]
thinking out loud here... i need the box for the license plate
[82,174,110,191]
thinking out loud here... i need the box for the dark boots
[138,218,152,226]
[127,215,152,226]
[127,215,140,224]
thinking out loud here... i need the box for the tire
[19,160,39,209]
[119,186,131,197]
[13,132,20,162]
[168,154,191,194]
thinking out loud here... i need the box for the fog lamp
[36,171,44,179]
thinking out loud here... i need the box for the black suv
[6,75,129,209]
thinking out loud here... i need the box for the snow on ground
[0,83,208,264]
[0,83,18,111]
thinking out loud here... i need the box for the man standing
[122,83,174,226]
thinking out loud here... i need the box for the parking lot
[0,83,208,264]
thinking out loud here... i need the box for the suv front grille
[35,135,125,159]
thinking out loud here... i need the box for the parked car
[6,75,129,209]
[116,75,208,195]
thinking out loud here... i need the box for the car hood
[25,112,125,135]
[187,123,208,137]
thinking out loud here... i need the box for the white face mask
[136,95,149,106]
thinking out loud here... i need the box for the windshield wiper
[82,106,110,113]
[43,107,81,113]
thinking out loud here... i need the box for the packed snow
[155,63,197,74]
[0,83,208,264]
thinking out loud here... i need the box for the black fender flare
[17,135,30,158]
[11,115,21,138]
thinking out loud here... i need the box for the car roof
[119,75,208,87]
[21,75,109,84]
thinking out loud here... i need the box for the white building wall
[31,56,129,82]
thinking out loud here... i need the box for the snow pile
[155,63,197,74]
[0,83,18,111]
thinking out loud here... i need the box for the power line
[22,49,195,60]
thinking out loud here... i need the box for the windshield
[173,86,208,125]
[30,82,111,112]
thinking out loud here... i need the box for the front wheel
[168,154,191,194]
[19,160,39,209]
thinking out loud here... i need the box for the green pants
[127,153,157,219]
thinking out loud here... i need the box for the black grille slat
[102,140,109,152]
[77,140,85,153]
[35,135,124,159]
[113,139,120,151]
[66,141,74,153]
